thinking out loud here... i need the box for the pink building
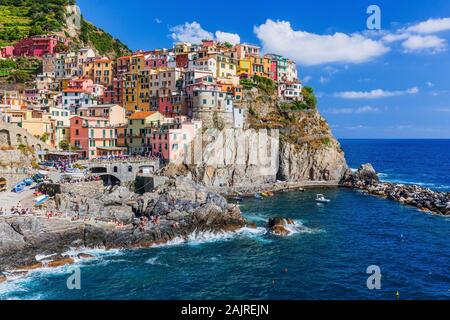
[68,78,94,93]
[70,116,122,160]
[13,35,66,57]
[0,46,14,58]
[149,119,202,163]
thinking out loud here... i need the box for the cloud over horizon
[170,21,240,44]
[335,87,419,99]
[254,19,389,66]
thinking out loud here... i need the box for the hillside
[0,0,130,57]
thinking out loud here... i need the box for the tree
[302,86,317,109]
[59,140,70,151]
[40,132,50,142]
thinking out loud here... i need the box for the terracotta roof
[128,111,158,120]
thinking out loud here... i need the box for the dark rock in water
[47,257,75,268]
[77,253,95,260]
[341,163,450,216]
[268,217,294,236]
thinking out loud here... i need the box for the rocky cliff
[278,111,348,182]
[189,88,347,187]
[188,128,279,187]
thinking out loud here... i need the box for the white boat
[61,168,86,180]
[316,194,331,203]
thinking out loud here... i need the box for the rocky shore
[341,164,450,216]
[0,176,252,275]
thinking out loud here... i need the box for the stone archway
[99,174,121,186]
[16,133,23,144]
[90,167,108,174]
[0,129,11,147]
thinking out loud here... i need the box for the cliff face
[188,128,279,187]
[278,111,348,182]
[189,88,347,187]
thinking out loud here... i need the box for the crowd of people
[0,202,37,216]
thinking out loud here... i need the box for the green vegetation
[0,0,130,58]
[253,75,276,95]
[239,78,254,90]
[0,57,42,83]
[302,86,317,109]
[79,19,130,57]
[0,0,71,46]
[239,76,277,95]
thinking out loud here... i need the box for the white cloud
[302,75,312,84]
[154,18,162,24]
[407,17,450,34]
[253,19,389,66]
[402,35,446,53]
[382,32,411,43]
[344,125,371,130]
[335,87,419,99]
[170,22,213,43]
[325,106,381,114]
[170,22,241,45]
[426,81,435,87]
[319,76,329,84]
[215,31,240,44]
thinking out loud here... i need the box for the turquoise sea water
[1,139,449,300]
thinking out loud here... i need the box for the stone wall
[0,120,55,151]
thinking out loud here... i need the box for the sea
[1,139,449,300]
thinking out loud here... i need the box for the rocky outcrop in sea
[341,164,450,216]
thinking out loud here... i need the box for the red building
[175,53,189,68]
[157,93,188,118]
[13,35,67,57]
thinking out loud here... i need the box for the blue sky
[77,0,450,138]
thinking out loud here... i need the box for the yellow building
[125,111,164,155]
[83,57,113,87]
[215,54,237,79]
[21,111,55,147]
[237,58,252,77]
[123,54,152,114]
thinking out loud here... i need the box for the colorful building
[70,116,119,159]
[13,35,67,57]
[124,111,164,155]
[149,119,202,163]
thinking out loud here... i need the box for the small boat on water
[233,196,243,202]
[316,194,331,203]
[261,192,269,198]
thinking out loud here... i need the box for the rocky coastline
[0,176,252,278]
[341,164,450,216]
